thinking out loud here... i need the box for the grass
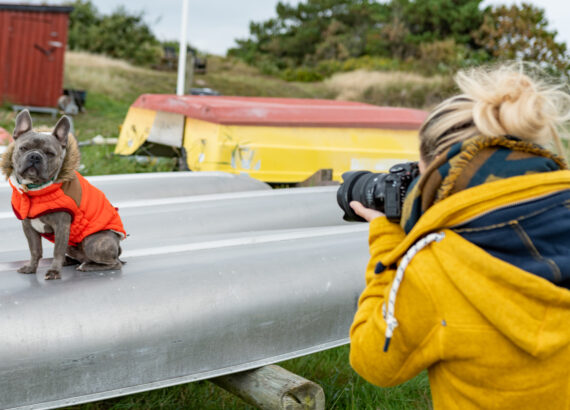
[78,144,177,176]
[202,56,329,99]
[61,52,177,145]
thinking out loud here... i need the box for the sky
[7,0,570,56]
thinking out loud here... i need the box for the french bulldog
[0,110,126,280]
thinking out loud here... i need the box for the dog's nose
[28,153,42,165]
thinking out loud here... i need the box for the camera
[336,162,420,222]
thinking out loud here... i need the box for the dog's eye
[46,151,55,157]
[19,146,27,152]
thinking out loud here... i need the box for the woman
[349,63,570,409]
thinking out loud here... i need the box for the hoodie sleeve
[349,217,442,387]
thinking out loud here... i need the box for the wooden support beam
[296,169,339,187]
[212,364,325,410]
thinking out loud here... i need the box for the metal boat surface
[0,171,270,212]
[0,186,347,262]
[0,226,368,409]
[0,176,370,409]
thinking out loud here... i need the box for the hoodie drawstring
[383,232,445,352]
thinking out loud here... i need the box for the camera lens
[337,171,386,222]
[336,161,419,223]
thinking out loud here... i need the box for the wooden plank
[212,365,325,410]
[296,169,339,187]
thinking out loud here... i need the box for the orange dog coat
[10,171,126,246]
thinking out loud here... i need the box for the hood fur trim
[0,143,13,180]
[57,134,81,182]
[1,133,80,183]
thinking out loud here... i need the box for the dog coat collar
[10,174,56,193]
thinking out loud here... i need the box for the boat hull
[114,95,425,183]
[0,186,347,262]
[0,226,368,409]
[0,176,370,409]
[0,171,270,211]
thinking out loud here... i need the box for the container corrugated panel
[0,4,72,107]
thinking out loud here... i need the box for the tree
[89,7,161,65]
[393,0,485,46]
[472,3,569,74]
[229,0,570,80]
[66,0,100,51]
[229,0,390,69]
[65,0,161,66]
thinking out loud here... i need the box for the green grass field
[0,52,447,409]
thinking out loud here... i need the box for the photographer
[347,63,570,409]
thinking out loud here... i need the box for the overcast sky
[8,0,570,56]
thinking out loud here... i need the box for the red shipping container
[0,4,72,107]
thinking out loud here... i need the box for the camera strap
[382,232,445,352]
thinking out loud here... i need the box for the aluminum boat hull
[0,186,347,262]
[0,176,369,409]
[0,171,270,211]
[0,227,368,409]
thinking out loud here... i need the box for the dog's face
[11,110,70,184]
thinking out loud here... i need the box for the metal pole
[176,0,189,96]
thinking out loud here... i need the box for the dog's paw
[18,265,37,274]
[45,269,61,280]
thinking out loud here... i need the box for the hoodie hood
[380,170,570,358]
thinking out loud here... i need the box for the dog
[0,110,126,280]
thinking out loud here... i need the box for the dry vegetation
[325,69,456,109]
[64,51,176,101]
[62,51,455,110]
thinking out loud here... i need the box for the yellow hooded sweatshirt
[350,171,570,409]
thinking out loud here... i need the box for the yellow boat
[115,95,427,183]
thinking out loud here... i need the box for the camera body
[336,162,420,222]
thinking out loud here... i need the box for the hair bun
[456,63,570,149]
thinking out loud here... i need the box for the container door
[4,14,65,107]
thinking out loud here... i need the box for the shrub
[280,67,324,82]
[65,0,161,67]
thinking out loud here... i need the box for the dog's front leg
[18,219,43,274]
[44,213,72,280]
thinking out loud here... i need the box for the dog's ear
[52,116,70,148]
[13,110,33,139]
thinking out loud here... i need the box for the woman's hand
[349,201,385,222]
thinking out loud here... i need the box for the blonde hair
[419,62,570,163]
